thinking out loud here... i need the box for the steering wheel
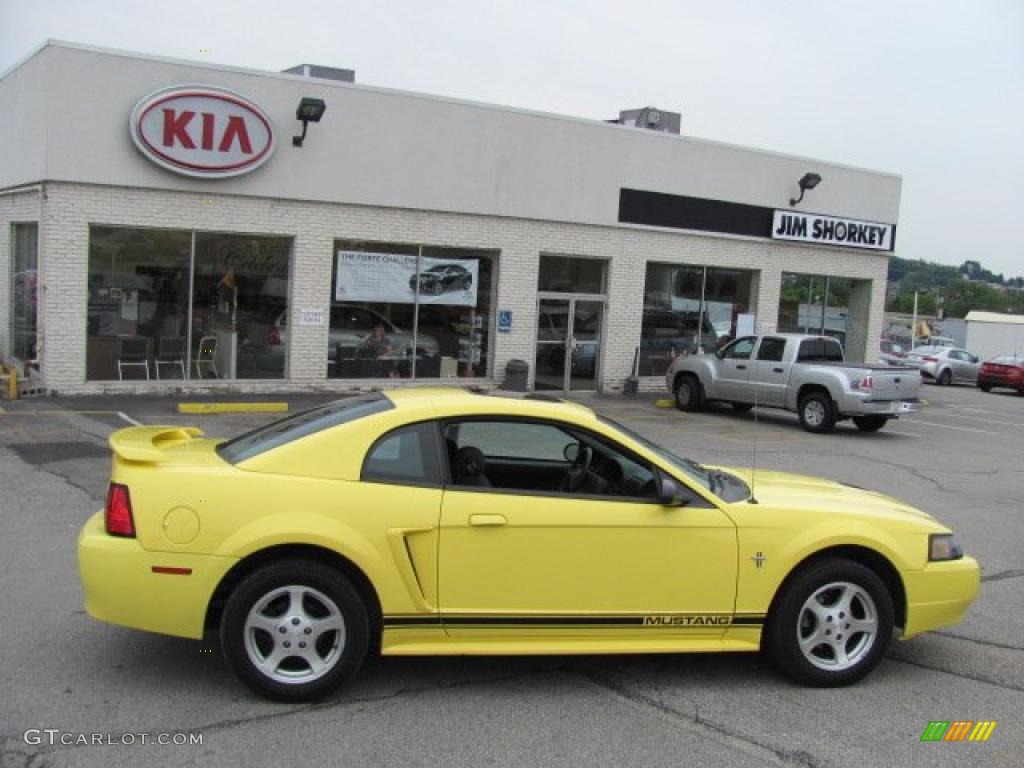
[563,444,593,492]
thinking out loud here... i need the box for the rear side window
[362,422,442,486]
[797,338,844,362]
[218,394,393,463]
[756,337,787,362]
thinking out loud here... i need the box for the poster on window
[335,251,479,306]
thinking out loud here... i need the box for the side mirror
[656,469,689,507]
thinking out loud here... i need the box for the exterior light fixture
[292,97,326,147]
[789,172,822,206]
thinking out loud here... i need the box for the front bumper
[902,556,980,639]
[77,512,237,639]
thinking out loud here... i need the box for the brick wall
[36,182,890,394]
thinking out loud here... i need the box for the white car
[905,346,980,386]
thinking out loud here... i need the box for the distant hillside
[886,256,1024,317]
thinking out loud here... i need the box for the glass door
[569,300,602,391]
[534,298,603,391]
[534,298,570,391]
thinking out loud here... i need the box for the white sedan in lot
[906,346,981,386]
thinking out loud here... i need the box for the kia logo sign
[129,85,276,178]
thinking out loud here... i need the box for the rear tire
[798,392,836,434]
[674,374,705,412]
[221,559,370,702]
[765,558,893,686]
[978,383,992,392]
[937,369,952,386]
[852,415,888,432]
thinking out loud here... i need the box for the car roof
[382,387,598,421]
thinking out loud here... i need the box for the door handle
[736,364,747,370]
[469,514,507,527]
[773,367,784,373]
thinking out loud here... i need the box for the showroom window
[331,240,497,379]
[10,222,39,360]
[777,272,854,345]
[86,226,291,381]
[640,263,756,376]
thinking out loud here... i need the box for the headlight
[929,533,964,561]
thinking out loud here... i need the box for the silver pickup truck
[664,333,921,433]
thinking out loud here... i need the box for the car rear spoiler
[108,426,205,463]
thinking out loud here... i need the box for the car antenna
[748,337,760,505]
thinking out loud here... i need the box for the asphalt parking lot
[1,383,1021,767]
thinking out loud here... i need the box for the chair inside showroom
[192,335,219,379]
[117,336,151,381]
[154,336,186,380]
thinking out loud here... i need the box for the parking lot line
[927,410,1024,429]
[118,411,143,426]
[909,419,1008,436]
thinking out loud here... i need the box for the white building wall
[37,182,888,395]
[965,322,1024,361]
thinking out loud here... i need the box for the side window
[798,338,843,362]
[722,336,756,360]
[444,419,661,501]
[756,337,787,362]
[362,422,441,486]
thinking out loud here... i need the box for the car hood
[711,466,937,525]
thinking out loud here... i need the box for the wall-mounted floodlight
[292,97,326,147]
[789,172,822,206]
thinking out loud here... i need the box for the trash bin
[503,359,529,392]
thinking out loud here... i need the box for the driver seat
[452,446,492,488]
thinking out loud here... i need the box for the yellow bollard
[7,366,17,400]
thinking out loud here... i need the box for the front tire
[221,559,370,702]
[765,558,894,686]
[852,415,888,432]
[798,392,836,433]
[978,383,992,392]
[674,374,704,412]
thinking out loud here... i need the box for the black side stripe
[383,615,765,628]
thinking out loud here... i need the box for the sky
[2,0,1022,277]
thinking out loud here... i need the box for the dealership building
[1,41,901,395]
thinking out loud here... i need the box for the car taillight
[858,375,873,390]
[267,327,282,346]
[105,483,135,537]
[922,356,938,362]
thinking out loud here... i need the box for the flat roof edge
[2,40,902,181]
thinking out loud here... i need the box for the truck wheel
[765,558,893,686]
[674,374,704,412]
[852,415,888,432]
[798,392,836,433]
[937,369,952,386]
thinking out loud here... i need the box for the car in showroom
[409,263,473,295]
[976,355,1024,394]
[253,304,440,372]
[78,389,978,701]
[904,346,981,386]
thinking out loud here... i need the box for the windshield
[597,415,711,491]
[217,394,393,463]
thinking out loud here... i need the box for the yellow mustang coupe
[78,388,978,700]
